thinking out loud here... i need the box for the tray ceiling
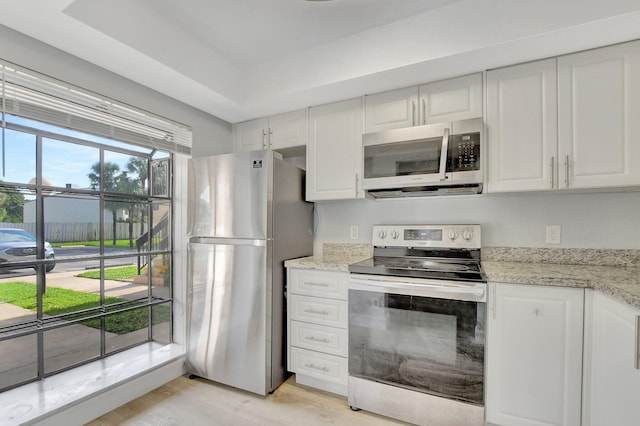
[1,0,640,123]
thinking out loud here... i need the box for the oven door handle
[349,276,486,302]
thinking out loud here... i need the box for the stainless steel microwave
[362,118,483,198]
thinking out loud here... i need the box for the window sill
[0,343,186,426]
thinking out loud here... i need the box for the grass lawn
[0,282,169,334]
[52,240,133,248]
[76,265,139,281]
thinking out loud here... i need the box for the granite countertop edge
[284,255,367,272]
[285,256,640,311]
[482,260,640,310]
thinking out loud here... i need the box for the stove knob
[448,231,458,241]
[377,230,388,239]
[462,230,473,241]
[391,231,399,239]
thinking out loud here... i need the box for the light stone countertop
[482,261,640,311]
[284,255,368,272]
[285,251,640,311]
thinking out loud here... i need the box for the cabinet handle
[564,155,570,188]
[304,282,329,287]
[422,99,426,125]
[262,129,267,150]
[304,308,329,316]
[412,101,416,126]
[635,316,640,370]
[304,363,329,372]
[305,336,330,343]
[355,173,359,197]
[550,156,555,188]
[268,128,273,149]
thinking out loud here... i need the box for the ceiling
[1,0,640,123]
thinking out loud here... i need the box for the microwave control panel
[449,132,480,172]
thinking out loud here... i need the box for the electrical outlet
[350,225,359,240]
[545,225,561,244]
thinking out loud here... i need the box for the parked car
[0,228,55,272]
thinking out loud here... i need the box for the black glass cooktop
[349,255,486,283]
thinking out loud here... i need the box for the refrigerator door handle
[189,236,267,246]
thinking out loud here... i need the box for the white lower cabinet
[582,291,640,425]
[287,268,349,395]
[486,283,584,426]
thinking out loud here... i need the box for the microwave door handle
[438,128,450,181]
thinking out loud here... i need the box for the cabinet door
[583,292,640,425]
[486,283,584,426]
[234,118,268,152]
[364,86,418,133]
[486,59,558,193]
[306,98,364,201]
[558,40,640,189]
[268,109,307,150]
[419,73,483,124]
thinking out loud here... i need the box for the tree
[125,157,149,244]
[0,189,25,223]
[88,162,122,246]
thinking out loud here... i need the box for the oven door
[348,274,486,405]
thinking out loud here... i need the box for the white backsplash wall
[313,191,640,253]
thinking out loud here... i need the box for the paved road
[0,246,139,279]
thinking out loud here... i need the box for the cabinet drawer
[289,269,348,300]
[289,295,347,328]
[290,320,348,357]
[290,347,348,386]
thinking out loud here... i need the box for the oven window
[363,137,443,179]
[348,289,485,405]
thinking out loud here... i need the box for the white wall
[314,191,640,253]
[0,24,232,157]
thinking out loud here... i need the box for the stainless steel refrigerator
[186,150,313,395]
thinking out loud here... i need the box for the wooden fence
[0,222,145,243]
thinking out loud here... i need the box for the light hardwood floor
[88,375,407,425]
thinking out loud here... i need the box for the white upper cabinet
[234,117,269,151]
[364,86,418,133]
[583,292,640,425]
[558,40,640,189]
[486,283,584,426]
[486,59,558,192]
[306,98,364,201]
[419,73,483,124]
[364,73,482,134]
[268,109,308,150]
[487,40,640,193]
[234,109,307,152]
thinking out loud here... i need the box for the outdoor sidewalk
[0,268,170,389]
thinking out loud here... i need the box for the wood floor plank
[87,375,407,425]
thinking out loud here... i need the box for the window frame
[0,119,174,392]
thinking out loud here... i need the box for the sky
[1,115,163,191]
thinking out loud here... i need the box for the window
[0,61,190,392]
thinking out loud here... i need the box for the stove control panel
[371,224,481,249]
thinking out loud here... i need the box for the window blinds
[0,60,192,154]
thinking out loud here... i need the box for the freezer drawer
[186,240,271,395]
